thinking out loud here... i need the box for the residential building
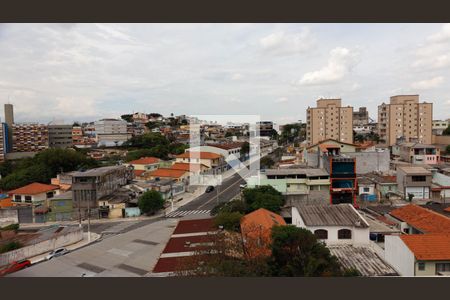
[72,165,133,209]
[385,234,450,276]
[256,121,274,137]
[132,178,185,201]
[0,123,6,162]
[363,173,399,200]
[357,177,377,202]
[132,112,149,125]
[98,187,138,219]
[353,107,369,126]
[432,119,449,135]
[377,95,432,146]
[176,151,224,171]
[291,204,370,245]
[353,123,377,135]
[12,123,49,152]
[94,118,129,147]
[245,168,330,204]
[46,191,74,222]
[388,204,450,234]
[306,98,353,145]
[48,123,73,149]
[4,103,13,153]
[240,208,286,258]
[50,171,76,192]
[393,142,440,165]
[124,156,161,178]
[397,166,432,200]
[145,168,189,182]
[9,182,60,206]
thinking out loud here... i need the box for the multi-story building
[378,95,432,146]
[94,118,129,147]
[256,121,275,137]
[432,119,449,135]
[394,142,440,165]
[0,123,7,162]
[12,123,49,152]
[397,166,432,200]
[306,98,353,146]
[48,124,73,149]
[72,165,133,209]
[72,126,83,144]
[353,107,369,126]
[4,103,14,153]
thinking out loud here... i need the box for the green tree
[125,133,169,148]
[168,142,189,155]
[354,134,366,143]
[240,141,250,159]
[121,114,133,122]
[211,199,247,216]
[446,144,450,154]
[213,211,243,232]
[242,186,284,213]
[269,226,344,276]
[138,190,165,215]
[260,156,275,169]
[443,125,450,136]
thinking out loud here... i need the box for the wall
[124,207,141,217]
[346,151,390,174]
[416,260,450,276]
[384,235,415,276]
[432,135,450,145]
[0,227,82,267]
[0,209,18,227]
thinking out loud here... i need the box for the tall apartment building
[378,95,432,146]
[353,107,369,126]
[48,124,73,149]
[12,123,49,152]
[4,104,14,153]
[306,98,353,145]
[94,118,129,147]
[0,123,6,162]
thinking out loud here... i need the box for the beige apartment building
[378,95,432,146]
[306,98,353,145]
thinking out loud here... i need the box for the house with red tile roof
[170,162,209,175]
[123,156,161,173]
[385,234,450,276]
[176,151,224,170]
[389,204,450,234]
[145,168,189,182]
[9,183,60,206]
[240,208,286,258]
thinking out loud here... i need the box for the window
[418,262,425,271]
[412,176,426,182]
[363,187,370,192]
[338,229,352,239]
[314,229,328,240]
[14,195,22,202]
[24,196,32,203]
[435,263,450,275]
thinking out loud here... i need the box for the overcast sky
[1,23,450,125]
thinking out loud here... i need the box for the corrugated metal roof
[294,204,369,228]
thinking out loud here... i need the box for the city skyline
[1,23,450,124]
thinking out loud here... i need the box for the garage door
[406,187,429,199]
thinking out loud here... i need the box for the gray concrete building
[48,124,73,149]
[397,166,432,200]
[4,103,14,153]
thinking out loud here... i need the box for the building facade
[306,98,353,146]
[48,124,73,149]
[353,107,369,126]
[397,166,432,200]
[94,119,129,147]
[378,95,433,146]
[12,123,49,152]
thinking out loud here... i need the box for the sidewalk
[28,232,101,265]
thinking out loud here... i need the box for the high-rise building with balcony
[378,95,432,146]
[306,98,353,146]
[12,123,49,152]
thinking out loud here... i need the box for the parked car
[239,184,247,189]
[205,186,215,193]
[46,247,69,260]
[0,259,31,276]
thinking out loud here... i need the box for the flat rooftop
[72,165,126,177]
[265,168,329,177]
[397,166,431,175]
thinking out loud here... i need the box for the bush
[138,190,165,215]
[0,241,23,254]
[1,224,19,231]
[211,199,247,216]
[213,212,243,232]
[242,186,285,213]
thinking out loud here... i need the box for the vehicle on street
[205,186,215,193]
[46,247,69,260]
[0,259,31,276]
[240,184,247,189]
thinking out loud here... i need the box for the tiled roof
[162,235,214,254]
[147,168,187,178]
[152,257,188,273]
[390,204,450,234]
[133,170,146,177]
[173,218,216,235]
[445,207,450,213]
[8,182,59,195]
[128,156,160,165]
[177,152,222,159]
[294,204,369,228]
[240,208,286,233]
[0,197,12,208]
[170,163,206,172]
[401,234,450,261]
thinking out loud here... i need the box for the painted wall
[384,235,415,276]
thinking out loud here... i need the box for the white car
[46,247,69,260]
[240,184,247,189]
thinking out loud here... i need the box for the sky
[0,23,450,125]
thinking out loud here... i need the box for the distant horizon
[1,24,450,124]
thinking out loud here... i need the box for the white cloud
[259,28,315,56]
[231,73,243,80]
[427,24,450,43]
[298,47,360,86]
[411,76,444,90]
[275,97,288,103]
[412,54,450,69]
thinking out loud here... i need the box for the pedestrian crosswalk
[165,210,211,218]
